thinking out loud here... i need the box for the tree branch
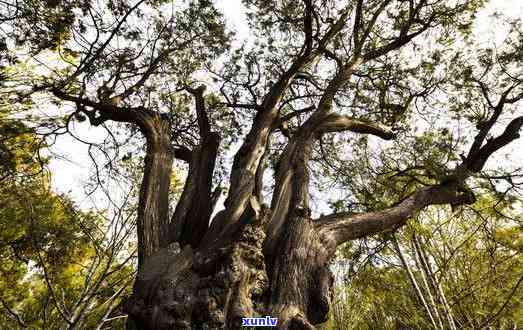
[363,0,432,61]
[363,27,428,61]
[186,85,211,137]
[169,86,220,248]
[317,113,523,246]
[221,6,355,234]
[356,0,393,54]
[464,116,523,173]
[468,83,521,158]
[173,146,192,163]
[316,113,395,140]
[51,89,151,129]
[303,0,314,55]
[69,0,146,84]
[353,0,364,48]
[316,185,475,245]
[1,298,28,328]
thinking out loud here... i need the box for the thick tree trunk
[125,210,336,329]
[125,206,271,329]
[137,118,174,267]
[125,133,338,329]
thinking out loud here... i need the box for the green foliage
[0,104,133,328]
[327,199,522,329]
[0,110,40,180]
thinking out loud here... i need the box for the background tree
[326,197,522,329]
[1,0,522,328]
[0,98,137,328]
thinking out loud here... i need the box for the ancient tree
[1,0,522,328]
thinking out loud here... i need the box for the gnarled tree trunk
[121,79,522,329]
[47,3,523,327]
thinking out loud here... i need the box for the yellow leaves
[170,168,184,197]
[0,172,133,327]
[494,226,523,252]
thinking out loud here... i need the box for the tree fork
[268,212,335,328]
[170,85,221,249]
